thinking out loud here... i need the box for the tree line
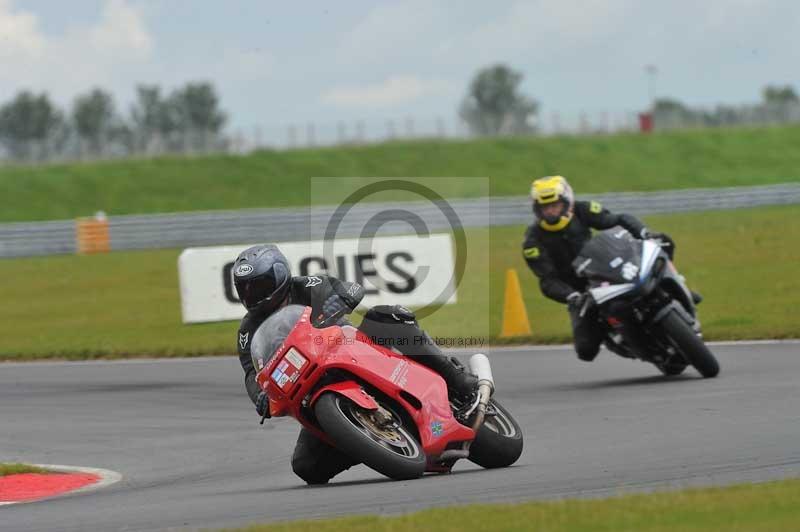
[1,68,797,162]
[652,86,800,129]
[458,64,800,135]
[0,82,227,162]
[0,65,542,162]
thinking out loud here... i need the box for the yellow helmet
[530,176,574,231]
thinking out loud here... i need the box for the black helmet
[233,244,291,316]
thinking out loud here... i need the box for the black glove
[331,279,364,309]
[255,391,270,419]
[641,227,671,240]
[322,293,347,316]
[315,281,364,327]
[566,291,589,314]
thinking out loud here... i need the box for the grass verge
[0,205,798,360]
[219,478,800,532]
[0,463,48,476]
[2,125,800,222]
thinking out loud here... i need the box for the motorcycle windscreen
[250,304,306,373]
[572,228,644,285]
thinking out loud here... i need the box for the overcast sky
[2,0,799,136]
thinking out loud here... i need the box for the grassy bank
[222,478,800,532]
[2,126,800,222]
[0,205,798,360]
[0,463,48,477]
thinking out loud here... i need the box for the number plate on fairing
[270,348,308,391]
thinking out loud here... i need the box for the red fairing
[254,307,476,465]
[310,381,379,411]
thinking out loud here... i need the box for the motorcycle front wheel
[660,311,720,378]
[314,392,426,481]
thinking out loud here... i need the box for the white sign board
[178,233,457,323]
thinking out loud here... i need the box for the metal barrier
[1,183,799,258]
[0,220,76,257]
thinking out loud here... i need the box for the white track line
[0,339,797,368]
[448,339,800,355]
[0,464,122,507]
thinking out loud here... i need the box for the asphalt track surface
[2,342,800,531]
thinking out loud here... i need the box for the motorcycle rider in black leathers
[233,244,476,484]
[522,176,682,362]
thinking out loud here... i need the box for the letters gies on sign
[178,234,457,323]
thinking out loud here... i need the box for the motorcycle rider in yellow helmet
[522,176,682,362]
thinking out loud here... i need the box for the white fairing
[469,353,494,388]
[589,283,636,304]
[640,240,661,281]
[589,241,661,305]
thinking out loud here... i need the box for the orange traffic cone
[500,268,532,337]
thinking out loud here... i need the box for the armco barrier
[0,220,76,257]
[1,183,799,259]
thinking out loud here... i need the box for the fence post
[579,112,589,134]
[551,112,562,135]
[337,121,347,144]
[436,116,446,138]
[355,121,365,143]
[253,126,263,150]
[600,112,609,133]
[404,116,415,137]
[306,123,316,147]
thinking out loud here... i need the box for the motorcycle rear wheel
[468,399,524,468]
[314,392,426,481]
[660,311,720,378]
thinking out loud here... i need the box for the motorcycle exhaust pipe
[467,353,494,433]
[468,353,494,392]
[445,354,496,462]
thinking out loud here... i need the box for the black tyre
[660,311,720,378]
[657,361,688,376]
[468,399,524,469]
[314,392,426,481]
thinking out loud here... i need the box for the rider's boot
[405,333,478,399]
[691,290,703,305]
[413,353,478,399]
[358,305,478,399]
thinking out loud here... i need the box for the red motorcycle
[252,305,523,480]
